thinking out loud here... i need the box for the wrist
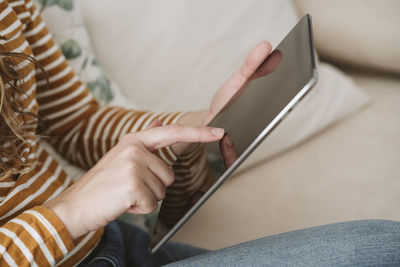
[44,194,85,240]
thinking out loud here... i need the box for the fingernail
[211,127,224,137]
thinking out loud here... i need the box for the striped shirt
[0,0,207,266]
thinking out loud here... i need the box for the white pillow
[34,0,136,108]
[240,62,369,170]
[81,0,370,166]
[294,0,400,74]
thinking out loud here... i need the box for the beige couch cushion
[173,70,400,249]
[294,0,400,74]
[81,0,369,168]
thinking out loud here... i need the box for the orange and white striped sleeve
[21,0,208,220]
[19,0,184,169]
[0,206,75,266]
[159,143,212,226]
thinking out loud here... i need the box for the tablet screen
[150,15,316,251]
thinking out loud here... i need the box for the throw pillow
[81,0,370,168]
[34,0,136,108]
[294,0,400,74]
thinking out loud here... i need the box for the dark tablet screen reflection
[150,16,315,248]
[151,49,282,239]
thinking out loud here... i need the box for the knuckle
[125,162,140,176]
[130,176,142,190]
[125,171,143,193]
[124,145,142,158]
[125,179,139,196]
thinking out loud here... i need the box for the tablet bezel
[150,14,317,253]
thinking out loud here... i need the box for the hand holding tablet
[150,15,317,253]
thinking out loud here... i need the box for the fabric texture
[33,0,169,231]
[80,0,370,168]
[167,220,400,266]
[34,0,135,108]
[0,0,205,265]
[79,220,207,267]
[294,0,400,74]
[170,71,400,250]
[82,219,400,266]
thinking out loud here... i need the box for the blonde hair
[0,51,47,180]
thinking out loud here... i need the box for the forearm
[0,206,75,266]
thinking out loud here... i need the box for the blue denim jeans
[78,220,207,267]
[80,219,400,266]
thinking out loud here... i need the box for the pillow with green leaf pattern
[33,0,153,231]
[34,0,136,108]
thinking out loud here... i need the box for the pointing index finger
[135,124,224,152]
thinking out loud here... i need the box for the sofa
[42,0,400,250]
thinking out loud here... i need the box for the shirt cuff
[25,206,75,260]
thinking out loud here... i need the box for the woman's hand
[177,41,274,129]
[205,41,273,124]
[173,41,274,155]
[44,123,224,240]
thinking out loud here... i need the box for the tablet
[150,14,317,253]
